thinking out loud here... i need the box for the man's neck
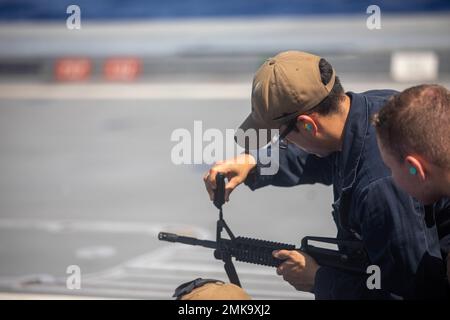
[328,94,351,152]
[429,163,450,200]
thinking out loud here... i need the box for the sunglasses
[278,117,299,140]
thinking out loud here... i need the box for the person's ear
[405,155,426,180]
[297,115,318,136]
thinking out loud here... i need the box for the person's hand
[273,249,320,292]
[203,154,256,202]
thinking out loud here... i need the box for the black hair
[311,58,345,116]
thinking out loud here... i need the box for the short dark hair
[372,84,450,169]
[309,58,345,116]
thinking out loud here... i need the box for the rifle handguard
[220,236,296,267]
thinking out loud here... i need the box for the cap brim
[234,113,275,150]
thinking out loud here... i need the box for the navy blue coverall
[245,90,447,299]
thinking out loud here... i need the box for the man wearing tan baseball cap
[203,50,446,299]
[235,50,335,149]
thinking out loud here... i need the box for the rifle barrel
[158,232,217,249]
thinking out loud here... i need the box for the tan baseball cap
[178,280,251,300]
[235,51,335,149]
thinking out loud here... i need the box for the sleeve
[313,180,396,300]
[358,178,446,299]
[314,177,447,299]
[244,142,334,191]
[313,266,392,300]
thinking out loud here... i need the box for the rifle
[159,173,369,287]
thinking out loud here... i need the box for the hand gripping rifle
[159,173,369,287]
